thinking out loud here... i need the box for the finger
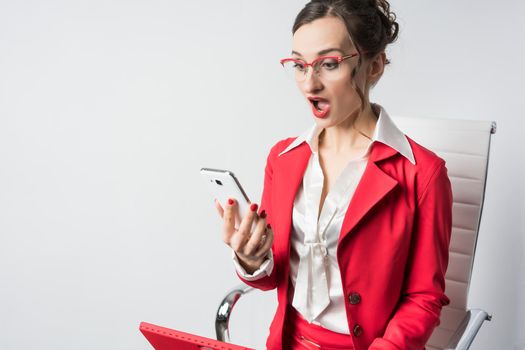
[254,223,274,259]
[231,202,259,251]
[243,210,267,255]
[238,202,259,239]
[214,198,224,218]
[222,198,236,244]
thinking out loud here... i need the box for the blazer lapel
[273,141,400,255]
[274,142,311,255]
[338,142,399,244]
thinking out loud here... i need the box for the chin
[313,116,338,128]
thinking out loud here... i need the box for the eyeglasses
[279,53,360,82]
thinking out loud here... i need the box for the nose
[300,67,323,94]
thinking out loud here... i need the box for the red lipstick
[307,96,330,119]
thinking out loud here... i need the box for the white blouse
[232,104,416,334]
[288,144,369,333]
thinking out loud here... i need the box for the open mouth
[308,97,329,110]
[308,97,330,118]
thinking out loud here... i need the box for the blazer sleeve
[235,140,284,291]
[369,160,453,350]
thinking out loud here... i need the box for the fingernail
[260,210,267,219]
[227,198,234,205]
[266,223,271,229]
[250,203,258,212]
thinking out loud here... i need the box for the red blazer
[238,136,453,350]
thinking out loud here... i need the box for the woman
[215,1,452,349]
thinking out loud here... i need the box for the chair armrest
[215,284,255,342]
[444,308,492,350]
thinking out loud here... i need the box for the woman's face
[291,16,370,127]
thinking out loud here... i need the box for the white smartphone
[200,168,255,229]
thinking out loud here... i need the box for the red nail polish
[260,210,267,219]
[227,198,234,205]
[250,203,258,212]
[266,223,271,229]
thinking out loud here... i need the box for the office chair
[216,116,496,350]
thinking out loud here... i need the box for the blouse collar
[278,104,416,165]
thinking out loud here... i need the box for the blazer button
[353,324,363,337]
[348,292,361,305]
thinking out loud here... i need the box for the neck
[319,103,378,154]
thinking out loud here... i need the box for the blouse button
[353,324,363,337]
[348,292,361,305]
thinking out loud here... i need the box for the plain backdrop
[0,1,524,349]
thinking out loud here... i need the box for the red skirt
[282,304,354,350]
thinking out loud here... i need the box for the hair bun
[370,0,399,44]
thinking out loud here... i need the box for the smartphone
[200,168,255,229]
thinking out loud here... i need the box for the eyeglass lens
[282,57,350,82]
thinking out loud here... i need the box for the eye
[320,58,339,70]
[293,61,306,71]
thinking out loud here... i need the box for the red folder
[140,322,255,350]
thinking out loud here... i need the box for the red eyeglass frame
[279,53,360,71]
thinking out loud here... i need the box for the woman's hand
[214,198,273,274]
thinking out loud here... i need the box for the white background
[0,1,524,349]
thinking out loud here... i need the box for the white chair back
[393,116,496,350]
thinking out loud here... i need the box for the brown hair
[292,0,399,110]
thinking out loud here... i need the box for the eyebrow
[291,48,346,57]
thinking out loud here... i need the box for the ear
[367,52,386,87]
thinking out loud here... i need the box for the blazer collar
[277,104,416,165]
